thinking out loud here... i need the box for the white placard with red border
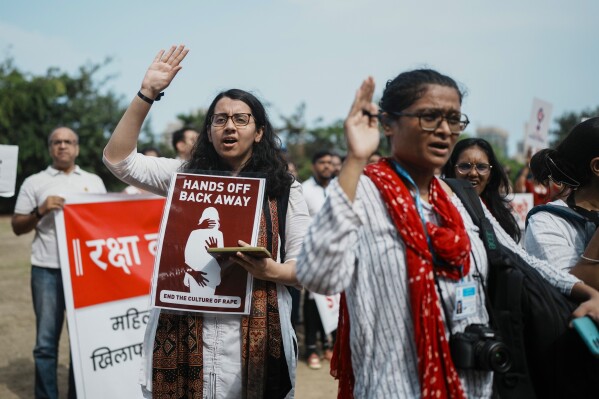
[313,293,340,335]
[524,98,553,155]
[55,193,165,399]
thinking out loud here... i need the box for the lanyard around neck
[390,160,427,225]
[390,160,462,277]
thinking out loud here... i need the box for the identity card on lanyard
[453,281,478,320]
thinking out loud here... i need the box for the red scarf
[332,159,471,399]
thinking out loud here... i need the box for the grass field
[0,216,71,398]
[0,215,336,398]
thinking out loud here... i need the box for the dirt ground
[0,215,337,399]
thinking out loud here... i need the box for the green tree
[176,108,207,132]
[0,57,129,213]
[277,103,393,180]
[550,106,599,146]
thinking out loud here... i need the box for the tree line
[0,58,596,213]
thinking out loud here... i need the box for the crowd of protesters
[10,44,599,399]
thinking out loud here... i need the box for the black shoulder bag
[445,178,599,399]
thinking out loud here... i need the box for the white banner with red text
[55,193,165,399]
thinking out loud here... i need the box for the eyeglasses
[389,110,470,135]
[545,156,580,188]
[210,113,253,127]
[455,162,492,175]
[50,139,78,146]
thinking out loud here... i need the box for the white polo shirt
[14,165,106,268]
[301,176,330,217]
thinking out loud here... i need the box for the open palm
[344,77,380,161]
[140,45,189,98]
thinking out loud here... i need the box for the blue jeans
[31,266,76,399]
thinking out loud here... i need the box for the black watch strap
[31,206,42,219]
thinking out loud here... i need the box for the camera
[450,324,512,373]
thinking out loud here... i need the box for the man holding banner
[11,127,106,399]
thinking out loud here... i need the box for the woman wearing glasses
[103,45,310,398]
[296,69,599,398]
[524,117,599,287]
[442,138,521,242]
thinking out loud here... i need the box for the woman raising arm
[103,45,309,398]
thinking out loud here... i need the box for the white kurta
[103,150,310,398]
[524,199,597,271]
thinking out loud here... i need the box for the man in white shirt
[12,127,106,399]
[301,150,335,369]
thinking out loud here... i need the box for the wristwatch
[31,206,43,219]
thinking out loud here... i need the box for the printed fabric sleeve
[482,201,580,295]
[283,180,311,262]
[296,177,365,295]
[102,148,182,196]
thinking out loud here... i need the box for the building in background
[476,126,509,157]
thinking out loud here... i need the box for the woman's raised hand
[337,77,379,202]
[140,45,189,99]
[344,77,379,162]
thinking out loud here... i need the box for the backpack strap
[526,204,597,230]
[443,179,500,255]
[444,180,537,398]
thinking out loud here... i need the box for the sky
[1,0,598,157]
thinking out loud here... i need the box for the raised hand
[140,45,189,99]
[344,77,380,162]
[338,77,380,202]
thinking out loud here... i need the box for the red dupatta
[332,159,471,399]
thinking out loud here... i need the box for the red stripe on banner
[63,198,165,308]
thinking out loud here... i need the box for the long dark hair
[530,117,599,196]
[443,138,521,242]
[184,89,293,198]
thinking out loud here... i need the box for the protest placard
[0,144,18,197]
[524,98,553,155]
[314,293,340,335]
[152,173,265,315]
[56,193,164,398]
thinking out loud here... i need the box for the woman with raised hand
[296,70,599,398]
[443,138,521,242]
[103,45,310,398]
[524,118,599,287]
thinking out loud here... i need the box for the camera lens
[478,341,512,373]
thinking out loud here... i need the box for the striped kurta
[296,176,579,399]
